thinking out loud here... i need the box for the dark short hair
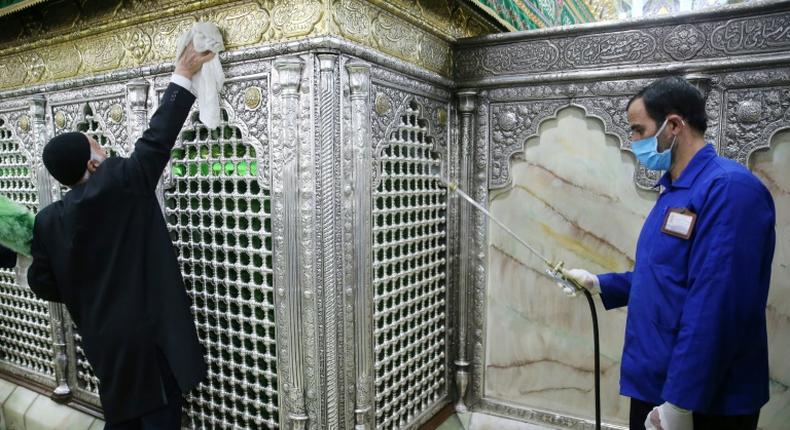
[627,77,707,134]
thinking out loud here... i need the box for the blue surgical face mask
[631,119,677,171]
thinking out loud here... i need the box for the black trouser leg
[137,393,183,430]
[105,350,183,430]
[630,397,659,430]
[104,418,141,430]
[138,349,184,430]
[630,396,760,430]
[694,410,760,430]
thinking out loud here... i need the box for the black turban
[43,132,91,186]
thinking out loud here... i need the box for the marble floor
[0,377,103,430]
[436,412,552,430]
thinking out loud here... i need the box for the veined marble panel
[484,107,657,425]
[750,130,790,430]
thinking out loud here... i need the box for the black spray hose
[582,288,602,430]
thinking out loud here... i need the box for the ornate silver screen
[373,101,449,428]
[71,330,100,396]
[76,104,120,157]
[165,110,279,428]
[0,118,55,383]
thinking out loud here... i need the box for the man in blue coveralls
[569,77,775,430]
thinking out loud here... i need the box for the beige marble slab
[485,107,656,425]
[437,411,553,430]
[468,412,553,429]
[750,130,790,430]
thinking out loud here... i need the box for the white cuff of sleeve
[170,73,193,92]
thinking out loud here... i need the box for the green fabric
[0,0,26,7]
[0,194,34,257]
[0,0,49,16]
[472,0,596,30]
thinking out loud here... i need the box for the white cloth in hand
[176,22,225,129]
[566,268,601,295]
[645,402,693,430]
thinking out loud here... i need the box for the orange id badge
[661,208,697,240]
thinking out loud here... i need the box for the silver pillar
[453,90,477,412]
[29,94,71,402]
[316,52,344,428]
[344,61,374,430]
[274,57,309,430]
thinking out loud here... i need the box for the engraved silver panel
[372,99,449,429]
[455,3,790,86]
[165,109,279,428]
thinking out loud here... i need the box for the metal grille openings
[72,330,100,395]
[166,110,279,429]
[77,104,118,156]
[373,100,448,429]
[0,118,54,381]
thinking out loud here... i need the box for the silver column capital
[684,73,714,101]
[458,91,478,114]
[275,57,305,96]
[126,78,149,111]
[346,62,371,99]
[28,95,47,120]
[318,54,338,72]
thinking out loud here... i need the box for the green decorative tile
[470,0,596,30]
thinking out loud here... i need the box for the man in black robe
[27,43,214,429]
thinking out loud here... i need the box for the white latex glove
[645,402,693,430]
[565,268,601,295]
[15,254,33,286]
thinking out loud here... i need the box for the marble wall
[484,107,790,428]
[485,107,656,425]
[750,130,790,429]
